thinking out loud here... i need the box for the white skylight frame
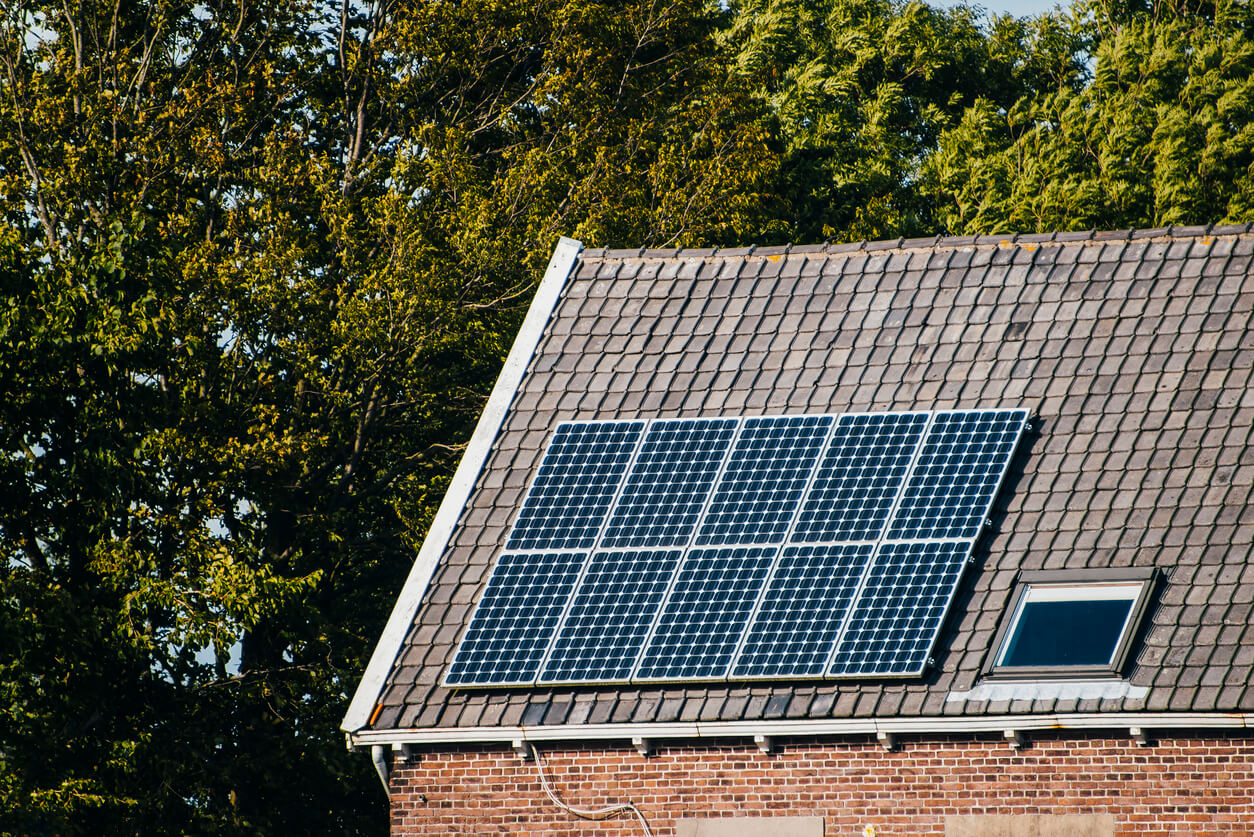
[984,568,1158,680]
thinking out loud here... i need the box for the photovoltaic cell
[635,546,778,680]
[539,549,684,683]
[444,551,586,686]
[448,407,1030,688]
[505,421,644,551]
[792,412,929,543]
[827,540,970,676]
[732,543,876,678]
[696,415,832,546]
[601,418,737,549]
[886,409,1029,541]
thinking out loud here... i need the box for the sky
[993,0,1068,14]
[939,0,1070,16]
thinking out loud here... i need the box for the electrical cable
[530,745,655,836]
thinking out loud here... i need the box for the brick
[387,736,1254,835]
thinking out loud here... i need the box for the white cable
[530,745,655,837]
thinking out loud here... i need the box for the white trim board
[346,711,1254,749]
[341,237,584,733]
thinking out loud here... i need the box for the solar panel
[601,418,738,549]
[538,549,684,684]
[731,543,876,678]
[886,409,1029,541]
[792,412,928,543]
[828,540,970,676]
[506,421,644,551]
[446,407,1030,688]
[635,545,779,681]
[696,415,832,546]
[444,551,586,686]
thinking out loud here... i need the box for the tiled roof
[362,227,1254,733]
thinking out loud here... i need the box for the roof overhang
[347,711,1254,750]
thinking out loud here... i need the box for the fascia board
[341,237,584,733]
[346,712,1252,748]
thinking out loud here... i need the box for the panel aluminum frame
[444,408,1032,688]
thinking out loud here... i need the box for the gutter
[341,237,584,734]
[347,711,1253,750]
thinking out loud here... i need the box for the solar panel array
[445,409,1029,687]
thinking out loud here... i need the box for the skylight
[985,569,1157,678]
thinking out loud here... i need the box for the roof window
[985,569,1156,679]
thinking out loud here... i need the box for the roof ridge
[574,224,1252,262]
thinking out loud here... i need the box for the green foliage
[7,0,1254,833]
[726,0,1254,238]
[924,0,1254,232]
[0,0,776,834]
[726,0,1087,240]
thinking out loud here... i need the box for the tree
[924,0,1254,232]
[726,0,1087,241]
[0,0,777,833]
[11,0,1254,831]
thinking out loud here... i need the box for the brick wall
[386,731,1254,836]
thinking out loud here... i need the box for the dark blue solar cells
[731,543,876,678]
[696,416,832,546]
[827,541,970,676]
[885,409,1029,541]
[506,421,644,551]
[538,549,684,683]
[450,407,1030,687]
[601,418,737,549]
[635,546,779,680]
[792,412,929,543]
[444,551,586,686]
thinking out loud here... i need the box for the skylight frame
[983,568,1158,680]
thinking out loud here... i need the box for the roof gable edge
[342,236,583,733]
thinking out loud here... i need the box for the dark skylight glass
[1000,598,1135,667]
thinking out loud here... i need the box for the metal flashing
[946,679,1150,704]
[341,236,583,733]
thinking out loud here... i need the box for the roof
[345,226,1254,744]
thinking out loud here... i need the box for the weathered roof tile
[365,228,1254,734]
